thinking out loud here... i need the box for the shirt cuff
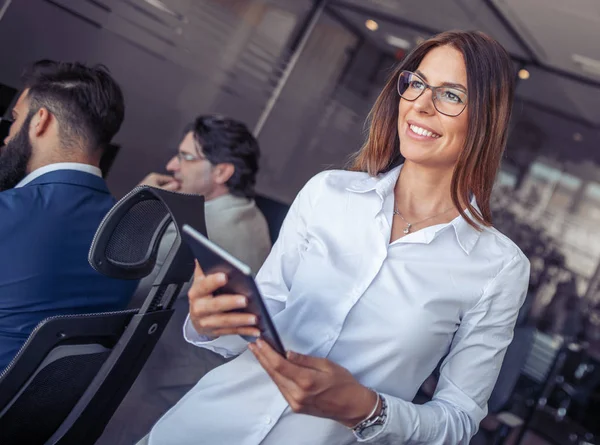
[354,394,391,443]
[183,314,249,358]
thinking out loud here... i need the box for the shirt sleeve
[358,251,530,444]
[183,171,329,357]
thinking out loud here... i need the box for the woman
[142,30,530,444]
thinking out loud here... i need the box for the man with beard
[0,60,138,369]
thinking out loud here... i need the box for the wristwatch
[351,393,388,439]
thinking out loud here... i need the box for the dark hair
[351,30,516,229]
[184,115,260,199]
[21,59,125,152]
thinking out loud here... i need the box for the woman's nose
[413,88,435,114]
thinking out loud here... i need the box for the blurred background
[0,0,599,443]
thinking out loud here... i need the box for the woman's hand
[188,263,260,339]
[249,339,379,427]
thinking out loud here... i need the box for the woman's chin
[399,147,432,165]
[400,152,458,171]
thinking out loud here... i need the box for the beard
[0,115,33,192]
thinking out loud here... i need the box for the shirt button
[263,416,272,425]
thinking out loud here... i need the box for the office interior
[0,0,599,444]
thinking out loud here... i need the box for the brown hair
[350,30,515,229]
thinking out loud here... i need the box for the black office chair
[0,186,206,445]
[482,328,565,445]
[481,326,535,445]
[255,194,290,244]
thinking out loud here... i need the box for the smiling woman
[353,30,515,231]
[140,30,529,445]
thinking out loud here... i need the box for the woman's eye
[441,90,463,104]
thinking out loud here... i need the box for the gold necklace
[393,206,454,234]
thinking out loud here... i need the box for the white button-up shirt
[148,165,530,445]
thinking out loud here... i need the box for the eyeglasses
[397,71,468,117]
[176,151,207,163]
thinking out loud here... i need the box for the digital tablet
[182,224,285,356]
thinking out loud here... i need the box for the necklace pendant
[403,224,411,234]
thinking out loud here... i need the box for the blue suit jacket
[0,170,138,369]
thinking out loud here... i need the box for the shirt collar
[450,199,482,255]
[15,163,102,188]
[345,164,402,197]
[346,164,482,255]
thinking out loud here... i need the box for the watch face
[352,394,388,438]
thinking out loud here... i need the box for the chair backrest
[0,311,136,445]
[488,326,535,413]
[255,194,290,244]
[0,186,207,445]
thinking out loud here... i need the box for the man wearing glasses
[139,114,272,277]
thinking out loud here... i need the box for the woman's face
[398,45,469,170]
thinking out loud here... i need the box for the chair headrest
[89,186,206,282]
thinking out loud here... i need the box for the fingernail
[287,351,295,360]
[237,297,247,306]
[248,343,255,352]
[251,315,258,324]
[256,339,264,349]
[217,273,227,283]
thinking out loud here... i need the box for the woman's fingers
[190,294,248,316]
[188,271,228,302]
[187,268,259,338]
[193,261,205,280]
[195,312,257,330]
[212,327,261,338]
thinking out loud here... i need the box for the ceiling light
[365,19,379,31]
[415,36,425,45]
[572,54,600,77]
[385,35,411,50]
[573,132,583,142]
[518,69,530,80]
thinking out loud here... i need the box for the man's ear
[213,163,235,185]
[30,107,52,138]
